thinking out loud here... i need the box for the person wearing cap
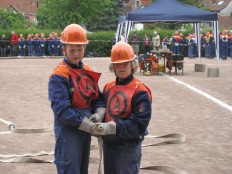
[92,41,152,174]
[152,31,160,51]
[48,23,105,174]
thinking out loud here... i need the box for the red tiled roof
[123,5,133,15]
[0,0,38,20]
[201,0,231,11]
[141,0,151,6]
[123,0,152,15]
[218,15,232,28]
[127,0,135,6]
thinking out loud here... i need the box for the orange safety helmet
[61,24,88,44]
[111,41,136,63]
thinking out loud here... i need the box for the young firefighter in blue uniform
[209,33,216,58]
[220,30,229,60]
[53,33,60,56]
[92,41,152,174]
[18,33,25,58]
[40,33,47,58]
[229,32,232,58]
[33,33,40,56]
[27,34,33,56]
[204,32,211,58]
[47,33,54,57]
[48,24,105,174]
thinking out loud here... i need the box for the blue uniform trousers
[209,43,216,58]
[205,43,210,57]
[221,42,228,59]
[103,140,142,174]
[28,46,33,56]
[40,46,46,56]
[188,45,195,58]
[34,46,40,56]
[54,46,59,56]
[19,46,25,56]
[54,125,91,174]
[173,45,179,54]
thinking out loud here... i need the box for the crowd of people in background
[1,29,232,60]
[0,31,64,58]
[115,30,232,60]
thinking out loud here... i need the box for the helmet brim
[111,55,137,64]
[62,41,89,45]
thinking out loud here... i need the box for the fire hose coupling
[0,118,15,130]
[97,124,104,131]
[8,123,16,130]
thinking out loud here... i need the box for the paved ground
[0,57,231,174]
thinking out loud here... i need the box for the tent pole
[213,21,219,64]
[194,23,201,62]
[125,21,133,43]
[116,24,122,43]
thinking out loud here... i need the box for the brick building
[201,0,232,28]
[0,0,39,23]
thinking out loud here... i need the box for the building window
[136,0,140,8]
[217,1,224,5]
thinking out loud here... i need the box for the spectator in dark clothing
[130,32,140,56]
[0,34,9,57]
[10,31,19,56]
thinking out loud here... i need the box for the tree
[36,0,112,30]
[88,0,124,31]
[0,10,32,29]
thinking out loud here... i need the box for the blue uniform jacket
[48,58,105,129]
[18,39,25,47]
[103,75,152,145]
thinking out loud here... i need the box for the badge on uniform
[138,101,146,113]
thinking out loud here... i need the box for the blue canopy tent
[116,0,219,62]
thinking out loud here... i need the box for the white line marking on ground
[161,73,232,112]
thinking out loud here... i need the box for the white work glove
[89,108,105,123]
[78,117,95,134]
[92,121,116,136]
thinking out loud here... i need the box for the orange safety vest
[51,61,101,108]
[103,78,152,122]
